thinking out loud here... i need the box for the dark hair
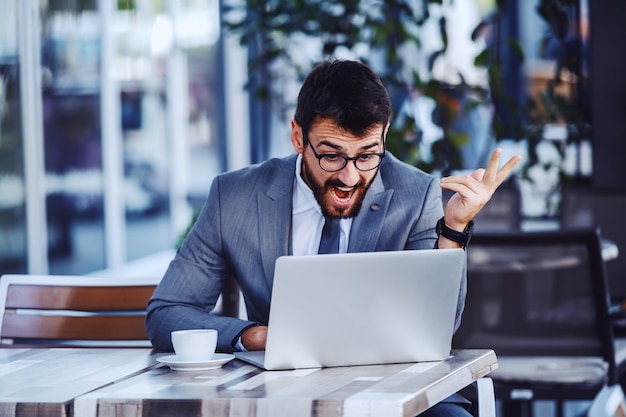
[294,60,392,137]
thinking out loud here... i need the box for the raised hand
[439,148,522,233]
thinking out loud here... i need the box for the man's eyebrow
[317,140,381,152]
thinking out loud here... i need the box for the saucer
[157,353,235,371]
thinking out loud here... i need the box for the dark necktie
[318,217,340,254]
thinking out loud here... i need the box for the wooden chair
[453,228,623,417]
[0,274,159,347]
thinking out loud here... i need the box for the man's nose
[336,160,360,187]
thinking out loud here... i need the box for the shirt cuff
[234,337,247,352]
[232,323,261,352]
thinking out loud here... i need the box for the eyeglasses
[302,130,386,172]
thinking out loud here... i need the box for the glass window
[115,0,225,261]
[41,2,107,274]
[0,0,27,274]
[114,2,173,260]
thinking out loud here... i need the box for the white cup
[171,329,217,361]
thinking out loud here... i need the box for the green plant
[482,0,589,217]
[532,0,590,182]
[222,0,497,175]
[221,0,589,187]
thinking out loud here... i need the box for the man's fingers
[471,168,486,182]
[441,150,522,191]
[495,155,523,184]
[482,148,503,180]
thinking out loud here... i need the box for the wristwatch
[436,217,474,248]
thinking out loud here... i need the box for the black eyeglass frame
[302,129,386,172]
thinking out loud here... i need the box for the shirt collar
[293,154,323,216]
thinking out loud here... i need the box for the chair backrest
[453,228,617,383]
[0,274,159,347]
[560,185,626,299]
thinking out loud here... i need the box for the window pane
[117,0,225,262]
[41,4,106,274]
[0,0,27,274]
[114,5,173,261]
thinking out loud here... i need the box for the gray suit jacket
[146,153,466,352]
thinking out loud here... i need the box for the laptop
[234,248,465,370]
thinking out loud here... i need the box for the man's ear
[290,119,305,154]
[383,122,390,143]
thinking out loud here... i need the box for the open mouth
[329,186,355,207]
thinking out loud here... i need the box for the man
[146,60,520,416]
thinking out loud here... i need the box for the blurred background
[0,0,624,288]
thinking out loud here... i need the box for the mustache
[324,179,366,188]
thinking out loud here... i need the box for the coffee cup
[171,329,217,361]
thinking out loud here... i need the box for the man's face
[291,119,385,218]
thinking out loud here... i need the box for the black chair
[560,186,626,389]
[453,228,621,417]
[560,185,626,301]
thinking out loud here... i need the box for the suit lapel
[258,156,296,290]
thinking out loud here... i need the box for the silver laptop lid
[262,248,465,370]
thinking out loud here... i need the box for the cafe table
[74,349,497,417]
[0,347,159,417]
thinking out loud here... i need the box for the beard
[301,158,373,219]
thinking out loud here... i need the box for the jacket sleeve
[145,176,258,353]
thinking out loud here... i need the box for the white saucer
[157,353,235,371]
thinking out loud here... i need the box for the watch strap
[436,217,474,247]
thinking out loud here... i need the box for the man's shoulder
[216,154,297,194]
[220,154,297,179]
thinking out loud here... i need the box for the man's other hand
[440,148,522,232]
[241,325,268,351]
